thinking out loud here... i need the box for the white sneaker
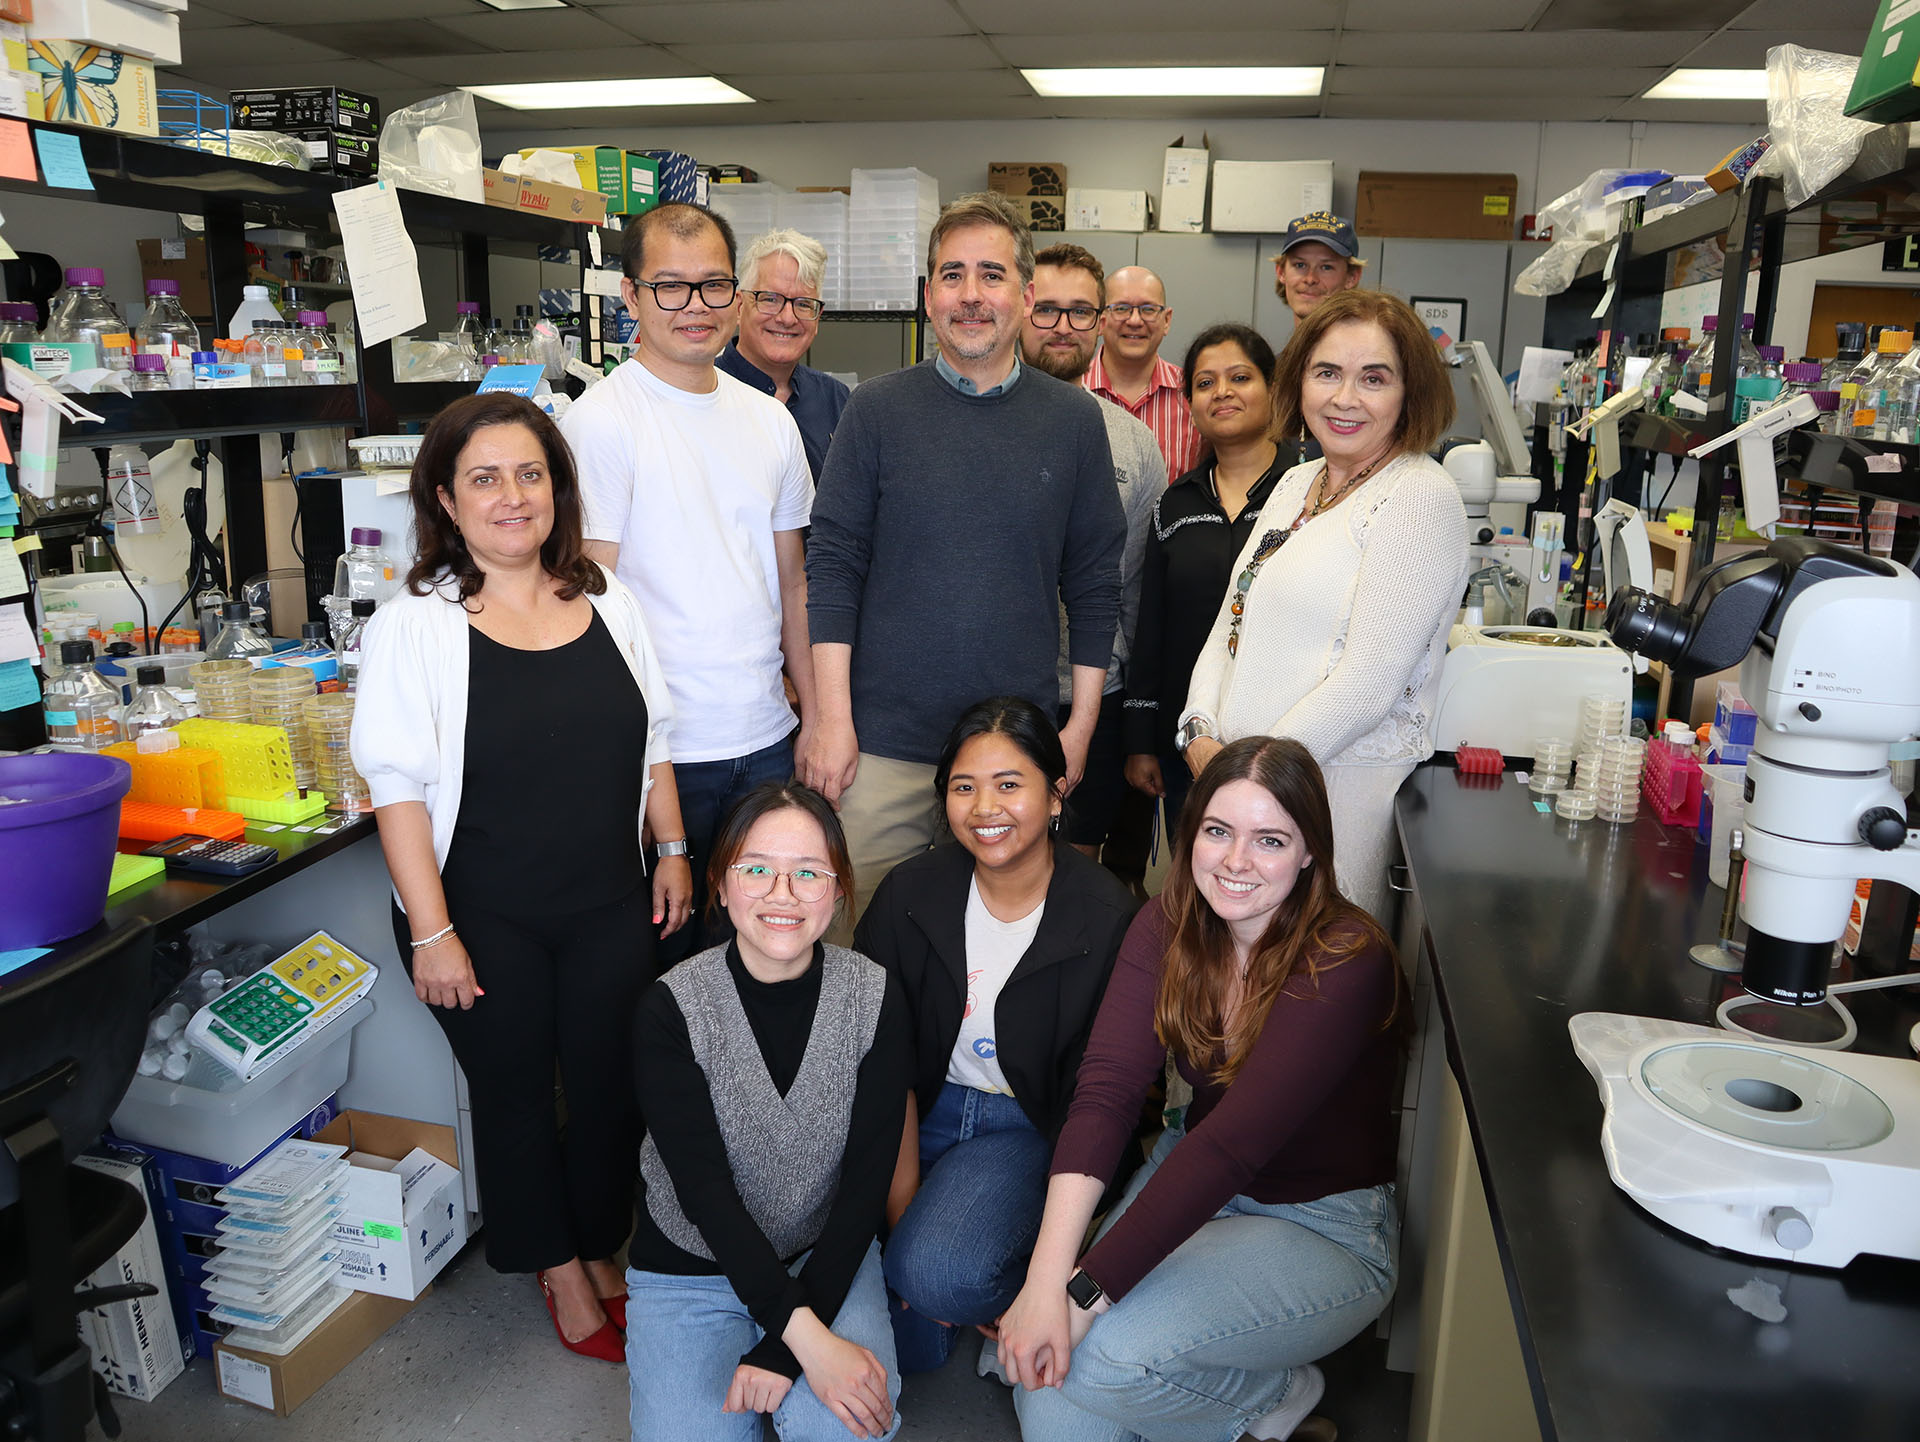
[1243,1363,1326,1441]
[976,1335,1013,1387]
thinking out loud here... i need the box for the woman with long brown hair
[995,737,1401,1442]
[351,392,690,1363]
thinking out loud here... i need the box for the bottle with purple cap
[136,277,202,364]
[129,353,169,393]
[333,526,394,607]
[42,266,127,374]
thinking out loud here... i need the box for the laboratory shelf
[1784,429,1920,507]
[64,385,366,446]
[1623,412,1711,457]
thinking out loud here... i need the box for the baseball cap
[1280,212,1359,258]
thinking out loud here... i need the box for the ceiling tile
[391,45,686,85]
[180,26,350,67]
[663,36,1003,74]
[180,5,248,31]
[1328,66,1665,99]
[730,69,1030,102]
[1324,94,1617,121]
[1731,0,1883,28]
[1680,30,1876,68]
[281,21,481,61]
[590,0,972,45]
[200,0,476,21]
[954,0,1337,29]
[1532,0,1749,29]
[991,33,1335,66]
[1338,31,1711,67]
[435,9,639,52]
[1342,0,1542,31]
[1605,98,1770,123]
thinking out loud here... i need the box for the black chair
[0,920,158,1441]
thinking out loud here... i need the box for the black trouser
[391,888,655,1275]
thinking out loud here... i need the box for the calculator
[186,931,377,1080]
[142,833,279,877]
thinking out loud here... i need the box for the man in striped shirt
[1083,265,1201,480]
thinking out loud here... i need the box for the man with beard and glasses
[804,194,1124,932]
[1019,243,1166,867]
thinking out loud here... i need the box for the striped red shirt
[1085,352,1202,479]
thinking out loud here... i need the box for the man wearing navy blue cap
[1274,210,1365,322]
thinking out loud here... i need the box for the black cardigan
[854,838,1139,1140]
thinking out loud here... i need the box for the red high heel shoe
[537,1271,624,1363]
[599,1291,627,1332]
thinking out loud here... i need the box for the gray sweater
[808,362,1125,764]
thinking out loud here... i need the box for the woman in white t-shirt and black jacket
[854,697,1139,1375]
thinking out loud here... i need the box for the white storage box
[1210,160,1334,233]
[74,1150,192,1402]
[1067,188,1152,232]
[109,1003,369,1167]
[1160,136,1210,232]
[26,0,180,64]
[314,1112,466,1300]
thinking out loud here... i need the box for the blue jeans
[661,733,795,964]
[626,1239,901,1442]
[1012,1125,1398,1442]
[883,1082,1052,1373]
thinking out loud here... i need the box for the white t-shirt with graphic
[947,877,1045,1096]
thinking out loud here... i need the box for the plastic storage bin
[0,752,133,948]
[109,1001,369,1166]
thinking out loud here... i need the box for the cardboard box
[0,3,29,24]
[1706,137,1769,194]
[710,162,758,183]
[137,235,209,314]
[74,1150,192,1402]
[512,172,608,225]
[294,128,375,177]
[230,86,378,137]
[26,0,177,64]
[1355,171,1518,240]
[1849,0,1920,122]
[28,39,155,133]
[1160,134,1209,233]
[522,145,655,215]
[1003,194,1065,232]
[481,166,517,209]
[314,1111,465,1301]
[640,148,700,205]
[214,1287,421,1417]
[1210,159,1333,233]
[988,161,1067,196]
[1066,187,1151,232]
[625,150,659,214]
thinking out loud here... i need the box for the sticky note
[0,946,51,980]
[13,534,39,552]
[0,119,34,183]
[33,129,92,191]
[0,655,39,709]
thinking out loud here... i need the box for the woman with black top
[1123,324,1283,833]
[352,392,690,1364]
[628,782,909,1442]
[855,698,1137,1376]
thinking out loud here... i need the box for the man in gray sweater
[804,193,1125,927]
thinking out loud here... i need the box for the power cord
[1716,969,1920,1052]
[86,520,151,656]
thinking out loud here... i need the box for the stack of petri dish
[1590,734,1647,824]
[1577,693,1629,787]
[189,659,254,722]
[1555,788,1598,821]
[1529,737,1574,795]
[304,693,368,813]
[249,666,317,791]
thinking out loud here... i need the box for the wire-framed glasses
[632,276,739,310]
[726,863,838,902]
[1106,302,1167,321]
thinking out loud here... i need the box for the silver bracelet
[411,923,457,950]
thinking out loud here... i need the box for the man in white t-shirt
[562,202,816,960]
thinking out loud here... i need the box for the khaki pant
[830,752,941,946]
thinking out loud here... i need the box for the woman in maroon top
[996,736,1402,1442]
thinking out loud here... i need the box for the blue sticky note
[476,364,545,398]
[33,130,93,191]
[0,656,40,710]
[0,946,51,980]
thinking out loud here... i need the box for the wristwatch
[654,838,690,859]
[1175,716,1217,754]
[1065,1268,1105,1311]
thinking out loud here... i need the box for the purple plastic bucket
[0,752,132,949]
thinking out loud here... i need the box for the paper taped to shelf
[331,180,426,348]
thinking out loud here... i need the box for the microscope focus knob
[1766,1206,1814,1251]
[1860,807,1909,851]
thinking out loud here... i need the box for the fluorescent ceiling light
[475,0,568,10]
[466,77,755,109]
[1022,66,1323,98]
[1644,69,1769,101]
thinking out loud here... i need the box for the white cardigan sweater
[1181,452,1468,768]
[349,565,675,880]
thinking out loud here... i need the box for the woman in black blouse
[1122,324,1282,834]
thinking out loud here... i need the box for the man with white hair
[719,228,853,481]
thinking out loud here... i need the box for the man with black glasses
[1085,265,1200,480]
[1019,243,1166,865]
[563,202,817,961]
[719,228,852,482]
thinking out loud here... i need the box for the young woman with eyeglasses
[853,697,1139,1377]
[626,781,910,1442]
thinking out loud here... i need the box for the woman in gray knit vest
[627,781,910,1442]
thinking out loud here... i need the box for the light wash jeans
[626,1239,902,1442]
[1012,1125,1398,1442]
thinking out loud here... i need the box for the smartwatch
[1065,1267,1105,1311]
[1175,716,1216,754]
[655,838,691,859]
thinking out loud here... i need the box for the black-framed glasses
[1031,302,1102,331]
[632,276,739,310]
[1107,302,1167,321]
[744,290,826,320]
[726,863,838,903]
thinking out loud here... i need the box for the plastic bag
[171,128,311,170]
[1750,45,1909,208]
[1512,169,1635,297]
[377,89,484,205]
[501,149,580,186]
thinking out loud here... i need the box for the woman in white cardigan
[350,393,689,1363]
[1178,291,1468,919]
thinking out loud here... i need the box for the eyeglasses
[744,290,826,320]
[1031,302,1102,331]
[632,276,739,311]
[726,863,838,903]
[1106,303,1167,322]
